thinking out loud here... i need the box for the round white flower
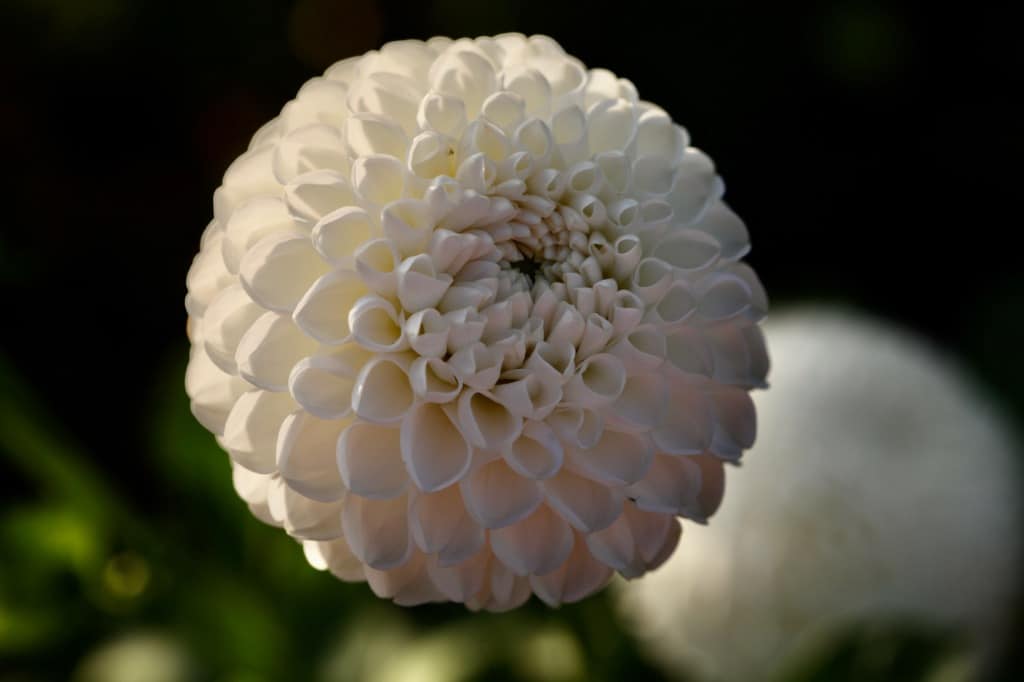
[185,33,768,609]
[617,308,1023,678]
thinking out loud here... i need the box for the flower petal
[277,411,347,502]
[341,493,412,570]
[460,458,542,529]
[337,421,407,499]
[490,503,574,576]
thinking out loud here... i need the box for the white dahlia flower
[618,308,1023,679]
[185,33,768,609]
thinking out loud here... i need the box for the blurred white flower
[185,33,767,609]
[618,308,1023,679]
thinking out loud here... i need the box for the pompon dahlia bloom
[184,34,768,609]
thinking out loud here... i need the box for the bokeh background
[1,1,1021,680]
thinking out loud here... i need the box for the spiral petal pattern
[185,33,768,609]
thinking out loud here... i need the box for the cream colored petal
[563,353,626,409]
[352,356,415,424]
[186,345,250,435]
[311,206,377,266]
[408,485,485,565]
[221,389,297,474]
[569,428,652,486]
[202,283,265,374]
[336,421,407,499]
[348,295,408,352]
[240,231,329,313]
[457,389,523,449]
[502,419,563,480]
[543,468,623,533]
[288,354,356,420]
[401,402,472,493]
[426,548,490,602]
[292,269,368,345]
[691,200,750,262]
[310,536,365,582]
[651,382,713,455]
[223,196,300,274]
[364,551,445,606]
[624,453,703,516]
[284,170,357,225]
[530,531,613,606]
[353,238,400,297]
[280,486,344,541]
[585,512,645,578]
[408,356,462,403]
[490,504,573,577]
[396,253,453,313]
[341,493,412,570]
[461,458,542,529]
[345,112,409,159]
[707,386,756,460]
[277,411,347,502]
[609,372,668,433]
[235,312,317,392]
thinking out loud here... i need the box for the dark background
[1,1,1021,680]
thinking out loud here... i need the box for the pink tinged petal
[401,403,472,493]
[186,345,250,435]
[460,459,543,529]
[276,411,347,502]
[470,568,532,612]
[490,504,574,577]
[585,512,645,578]
[651,382,713,455]
[609,373,667,433]
[408,485,485,566]
[692,453,726,521]
[530,531,613,606]
[203,283,264,374]
[222,390,297,474]
[341,493,412,570]
[503,420,564,480]
[336,421,407,499]
[309,537,365,582]
[569,428,653,487]
[426,548,490,602]
[222,196,298,274]
[608,326,666,376]
[235,312,317,392]
[240,232,328,313]
[708,386,756,460]
[352,356,415,424]
[292,269,368,345]
[280,486,344,541]
[364,551,445,606]
[726,262,769,321]
[542,469,624,533]
[622,503,676,566]
[624,453,703,517]
[645,516,682,572]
